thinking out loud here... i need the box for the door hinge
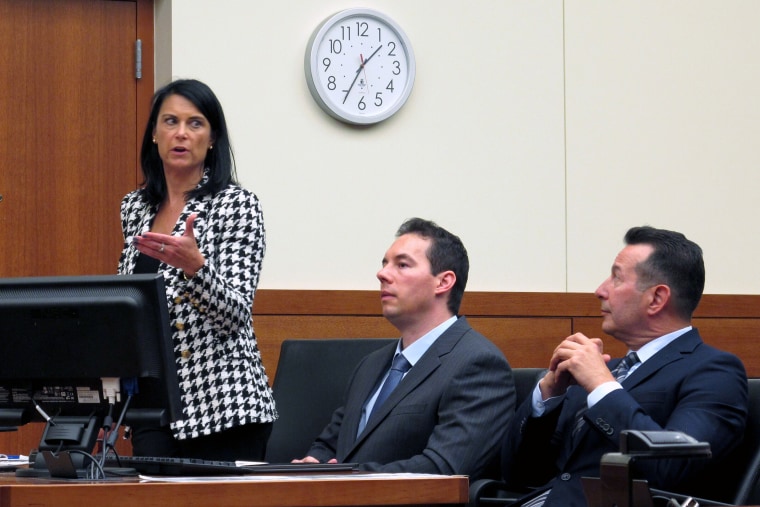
[135,39,142,80]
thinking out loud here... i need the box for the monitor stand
[16,450,138,479]
[14,414,136,480]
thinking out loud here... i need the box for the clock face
[305,9,416,125]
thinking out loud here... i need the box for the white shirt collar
[632,325,692,364]
[395,315,458,366]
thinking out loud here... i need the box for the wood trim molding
[254,290,760,318]
[253,290,760,378]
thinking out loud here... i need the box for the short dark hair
[139,79,237,206]
[396,218,469,315]
[624,225,705,320]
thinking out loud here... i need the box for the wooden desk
[0,472,468,507]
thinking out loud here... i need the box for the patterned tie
[612,351,640,383]
[572,352,640,440]
[368,353,412,420]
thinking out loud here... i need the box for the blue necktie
[369,353,412,420]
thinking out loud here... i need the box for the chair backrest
[676,377,760,505]
[470,367,545,482]
[512,368,545,407]
[725,378,760,505]
[265,338,396,464]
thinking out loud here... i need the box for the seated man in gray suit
[293,217,515,479]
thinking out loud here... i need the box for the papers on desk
[140,474,293,482]
[138,472,454,483]
[0,454,29,469]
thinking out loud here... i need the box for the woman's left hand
[132,213,206,276]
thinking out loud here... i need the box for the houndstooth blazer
[117,182,277,440]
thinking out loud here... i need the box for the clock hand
[342,58,364,104]
[360,44,383,67]
[342,45,383,104]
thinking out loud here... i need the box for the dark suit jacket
[501,328,748,507]
[307,316,515,479]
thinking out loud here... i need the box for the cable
[96,403,116,471]
[106,394,132,450]
[100,386,136,470]
[119,378,139,442]
[65,449,106,479]
[32,399,56,426]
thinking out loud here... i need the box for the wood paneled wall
[3,290,759,457]
[254,290,760,381]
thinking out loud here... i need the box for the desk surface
[0,472,468,507]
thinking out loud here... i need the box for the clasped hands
[539,333,614,400]
[131,213,206,278]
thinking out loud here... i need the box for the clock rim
[304,8,416,126]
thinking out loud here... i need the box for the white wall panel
[156,0,759,294]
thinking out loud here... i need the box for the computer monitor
[0,273,182,477]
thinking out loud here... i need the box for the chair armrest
[468,478,524,506]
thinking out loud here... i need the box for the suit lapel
[347,317,469,454]
[564,385,591,455]
[341,345,397,443]
[623,328,701,390]
[121,200,157,274]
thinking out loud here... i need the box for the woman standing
[118,79,276,461]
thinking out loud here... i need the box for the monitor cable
[32,399,56,426]
[100,378,138,470]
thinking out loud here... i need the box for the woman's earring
[152,137,157,144]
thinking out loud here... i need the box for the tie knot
[622,351,640,368]
[391,353,412,373]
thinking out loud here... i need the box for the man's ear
[435,271,456,296]
[647,284,671,315]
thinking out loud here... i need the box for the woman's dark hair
[625,225,705,320]
[139,79,237,205]
[396,218,469,316]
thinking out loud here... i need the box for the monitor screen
[0,273,182,473]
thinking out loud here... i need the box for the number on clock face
[307,11,415,124]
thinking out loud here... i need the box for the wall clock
[304,8,416,126]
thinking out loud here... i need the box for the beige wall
[155,0,760,294]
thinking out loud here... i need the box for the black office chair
[265,338,396,464]
[511,368,546,412]
[649,377,760,506]
[732,379,760,504]
[469,377,760,507]
[469,368,545,504]
[716,377,760,504]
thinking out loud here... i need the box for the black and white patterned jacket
[117,182,277,440]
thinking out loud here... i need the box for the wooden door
[0,0,154,277]
[0,0,153,456]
